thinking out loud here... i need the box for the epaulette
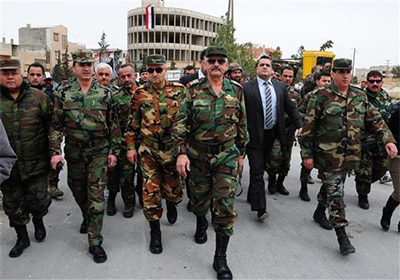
[169,81,185,88]
[135,84,147,93]
[111,84,121,91]
[187,78,201,88]
[350,85,366,94]
[230,79,243,89]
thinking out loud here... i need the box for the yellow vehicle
[302,50,335,79]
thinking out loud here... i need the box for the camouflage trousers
[355,146,388,196]
[317,171,348,228]
[65,143,108,246]
[265,131,296,176]
[139,145,183,221]
[48,168,60,187]
[107,148,136,207]
[187,145,239,236]
[1,167,51,227]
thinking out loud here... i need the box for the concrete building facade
[127,0,223,68]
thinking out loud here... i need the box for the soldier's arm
[124,91,142,150]
[107,94,121,157]
[236,87,249,156]
[48,90,64,156]
[300,93,321,160]
[365,102,396,146]
[171,87,192,155]
[283,86,303,129]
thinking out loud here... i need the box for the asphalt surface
[1,145,399,279]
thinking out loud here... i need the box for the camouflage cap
[146,55,166,65]
[72,50,94,63]
[204,46,228,57]
[0,59,21,70]
[332,58,352,70]
[227,63,243,73]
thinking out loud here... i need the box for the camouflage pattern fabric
[107,86,135,206]
[0,82,53,227]
[49,80,121,246]
[125,81,185,221]
[172,78,249,236]
[354,88,393,195]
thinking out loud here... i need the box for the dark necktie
[265,82,273,129]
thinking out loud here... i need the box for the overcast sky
[0,0,399,69]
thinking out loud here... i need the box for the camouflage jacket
[172,78,249,156]
[112,86,133,147]
[300,83,395,173]
[285,86,302,132]
[124,81,185,150]
[0,81,55,180]
[298,86,327,118]
[49,79,121,156]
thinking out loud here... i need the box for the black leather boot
[299,182,310,202]
[194,215,208,244]
[358,194,370,210]
[334,227,355,255]
[380,196,400,231]
[149,220,162,254]
[89,245,107,263]
[123,204,134,218]
[166,201,178,225]
[9,225,30,258]
[32,217,46,242]
[268,173,276,194]
[213,234,232,280]
[276,175,289,195]
[106,191,117,216]
[80,216,88,234]
[313,203,333,230]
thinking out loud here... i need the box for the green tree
[98,31,110,54]
[392,65,400,78]
[170,59,177,70]
[271,46,282,60]
[210,14,255,77]
[291,45,305,61]
[320,40,334,51]
[52,46,73,83]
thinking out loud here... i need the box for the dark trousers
[246,128,277,211]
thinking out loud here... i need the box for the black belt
[190,140,235,154]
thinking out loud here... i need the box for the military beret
[0,59,21,70]
[72,50,94,63]
[146,55,166,65]
[139,67,148,74]
[204,46,228,57]
[227,63,243,73]
[332,58,352,70]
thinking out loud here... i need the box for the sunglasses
[367,79,382,84]
[206,57,227,65]
[147,67,164,74]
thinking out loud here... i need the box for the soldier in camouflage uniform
[27,62,64,199]
[49,51,121,263]
[300,58,397,255]
[354,70,393,209]
[172,46,248,280]
[106,64,138,218]
[266,66,302,196]
[226,63,243,84]
[0,59,53,258]
[298,71,332,203]
[125,55,185,254]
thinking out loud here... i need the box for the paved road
[1,145,399,279]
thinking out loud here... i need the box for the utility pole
[228,0,234,27]
[352,47,357,78]
[385,59,391,78]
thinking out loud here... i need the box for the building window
[54,33,59,42]
[62,35,68,50]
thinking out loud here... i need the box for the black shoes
[89,245,107,263]
[358,195,370,210]
[166,201,178,225]
[299,183,310,202]
[123,205,134,218]
[380,196,400,231]
[213,234,233,280]
[32,217,46,242]
[9,225,30,258]
[313,203,333,230]
[276,175,289,196]
[257,209,269,221]
[194,216,208,244]
[268,174,276,194]
[334,227,355,255]
[80,217,88,234]
[149,220,163,254]
[106,191,117,216]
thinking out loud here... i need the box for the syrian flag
[145,5,155,29]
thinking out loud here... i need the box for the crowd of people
[0,46,399,280]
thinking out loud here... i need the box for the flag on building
[145,5,155,29]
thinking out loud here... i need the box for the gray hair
[95,63,112,74]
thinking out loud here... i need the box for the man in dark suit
[179,49,207,86]
[243,55,302,221]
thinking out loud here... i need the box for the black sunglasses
[367,79,382,84]
[206,57,227,65]
[147,67,164,74]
